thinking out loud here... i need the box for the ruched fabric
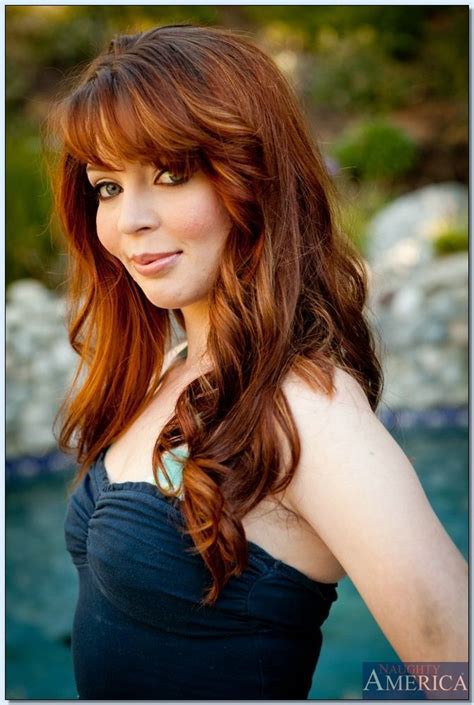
[64,450,338,699]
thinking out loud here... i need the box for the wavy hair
[47,24,383,606]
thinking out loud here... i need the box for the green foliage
[433,226,469,256]
[335,181,393,256]
[309,32,415,112]
[5,6,467,288]
[332,119,417,182]
[257,7,467,110]
[419,9,469,102]
[6,6,468,118]
[248,6,439,59]
[6,124,64,288]
[6,6,221,116]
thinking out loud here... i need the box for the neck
[179,298,212,375]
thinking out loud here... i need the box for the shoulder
[282,365,376,463]
[281,364,426,536]
[283,364,371,422]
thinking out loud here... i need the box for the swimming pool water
[6,427,468,699]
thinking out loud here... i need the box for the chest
[104,381,345,585]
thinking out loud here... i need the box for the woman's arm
[283,368,468,662]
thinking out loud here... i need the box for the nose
[116,190,161,235]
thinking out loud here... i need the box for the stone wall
[368,253,467,410]
[366,182,468,412]
[6,280,77,458]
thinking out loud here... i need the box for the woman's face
[86,160,232,310]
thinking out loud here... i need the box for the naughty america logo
[362,662,468,700]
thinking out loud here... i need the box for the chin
[141,287,207,311]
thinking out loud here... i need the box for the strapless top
[64,450,338,699]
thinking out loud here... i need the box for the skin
[282,369,468,662]
[88,159,468,662]
[86,160,232,373]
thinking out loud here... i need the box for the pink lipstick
[131,251,182,276]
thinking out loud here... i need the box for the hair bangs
[58,66,203,174]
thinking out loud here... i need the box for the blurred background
[6,6,468,700]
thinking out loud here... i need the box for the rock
[7,279,53,312]
[391,287,423,319]
[366,184,467,412]
[449,321,468,346]
[366,182,468,278]
[370,257,467,410]
[6,280,79,458]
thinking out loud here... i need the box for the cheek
[174,194,231,250]
[96,210,119,256]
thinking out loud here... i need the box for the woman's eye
[93,182,122,201]
[156,169,188,186]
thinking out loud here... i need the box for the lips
[132,251,182,265]
[131,251,183,277]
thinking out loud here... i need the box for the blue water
[6,427,468,699]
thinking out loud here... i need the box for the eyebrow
[85,164,122,174]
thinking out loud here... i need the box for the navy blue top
[64,449,338,699]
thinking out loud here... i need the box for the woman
[48,25,467,699]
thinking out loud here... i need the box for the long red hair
[47,25,383,605]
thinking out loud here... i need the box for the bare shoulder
[284,364,370,405]
[280,363,426,528]
[281,365,468,663]
[282,364,374,443]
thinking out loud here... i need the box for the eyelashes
[93,182,121,201]
[91,167,190,202]
[158,169,189,186]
